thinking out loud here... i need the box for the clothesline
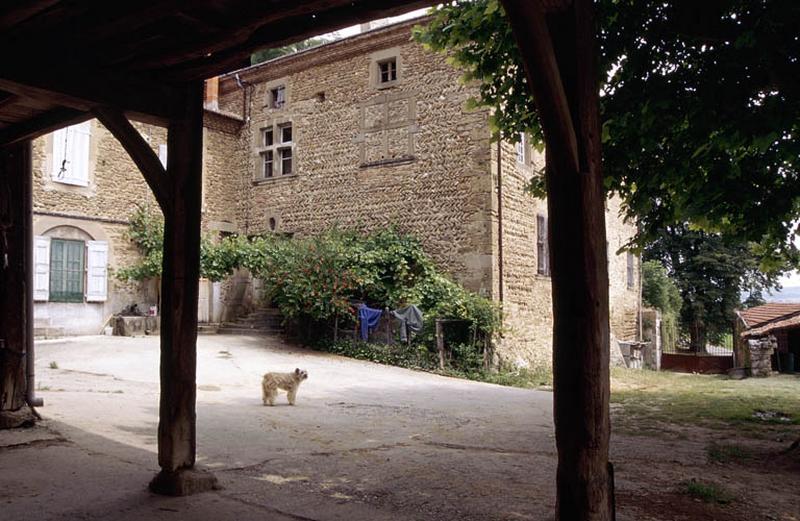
[356,303,424,342]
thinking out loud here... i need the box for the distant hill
[765,286,800,303]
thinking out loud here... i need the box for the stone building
[30,16,640,367]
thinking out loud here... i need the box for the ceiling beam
[0,107,89,147]
[160,0,436,80]
[0,70,180,124]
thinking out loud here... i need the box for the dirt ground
[1,334,798,520]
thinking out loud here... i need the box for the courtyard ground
[1,335,798,520]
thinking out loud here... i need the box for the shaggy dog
[262,368,308,406]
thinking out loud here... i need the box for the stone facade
[31,114,243,335]
[31,17,640,367]
[213,18,641,368]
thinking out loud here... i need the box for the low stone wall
[115,316,160,336]
[748,336,777,377]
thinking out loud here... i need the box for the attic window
[378,58,397,84]
[270,85,286,109]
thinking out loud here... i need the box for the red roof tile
[738,303,800,329]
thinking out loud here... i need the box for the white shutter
[33,236,51,301]
[86,240,108,302]
[52,122,90,186]
[158,144,168,169]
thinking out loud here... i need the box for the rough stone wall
[202,111,246,231]
[219,22,495,294]
[491,140,641,369]
[606,195,641,342]
[33,120,163,220]
[31,120,167,333]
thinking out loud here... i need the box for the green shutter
[49,239,85,302]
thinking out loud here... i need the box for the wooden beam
[500,1,579,174]
[93,107,170,212]
[0,140,36,429]
[151,0,437,81]
[501,0,612,520]
[0,106,89,147]
[113,0,435,74]
[0,69,181,123]
[150,82,217,496]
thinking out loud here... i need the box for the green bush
[119,209,502,363]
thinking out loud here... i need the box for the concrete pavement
[1,335,558,521]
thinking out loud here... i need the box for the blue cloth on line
[358,305,383,340]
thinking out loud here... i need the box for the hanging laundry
[391,305,424,342]
[358,304,383,340]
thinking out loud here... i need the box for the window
[378,58,397,84]
[33,236,107,303]
[262,150,274,178]
[270,85,286,109]
[49,239,85,302]
[516,132,529,165]
[537,214,550,276]
[52,121,91,186]
[627,252,636,289]
[257,122,294,179]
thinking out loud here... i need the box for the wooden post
[0,140,36,429]
[149,82,217,495]
[435,319,445,370]
[501,1,612,519]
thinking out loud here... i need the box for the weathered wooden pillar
[0,141,37,429]
[149,82,217,495]
[501,1,612,519]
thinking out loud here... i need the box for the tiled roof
[737,303,800,329]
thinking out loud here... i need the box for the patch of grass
[49,361,59,369]
[707,443,754,464]
[679,478,734,504]
[611,368,800,434]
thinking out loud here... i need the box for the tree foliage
[642,260,681,317]
[414,1,800,263]
[251,37,331,65]
[646,226,781,350]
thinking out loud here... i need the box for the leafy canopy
[414,1,800,264]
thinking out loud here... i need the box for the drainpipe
[234,73,252,234]
[497,140,504,304]
[24,141,42,407]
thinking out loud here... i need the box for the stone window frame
[369,48,402,90]
[254,119,296,182]
[262,77,290,110]
[354,91,418,168]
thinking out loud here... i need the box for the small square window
[378,58,397,84]
[279,147,293,175]
[279,123,292,144]
[270,86,286,109]
[263,128,273,146]
[262,150,274,178]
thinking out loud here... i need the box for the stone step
[33,326,64,340]
[217,326,284,336]
[197,324,219,335]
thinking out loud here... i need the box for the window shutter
[86,240,108,302]
[52,122,91,186]
[537,214,549,276]
[158,144,168,169]
[33,236,51,301]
